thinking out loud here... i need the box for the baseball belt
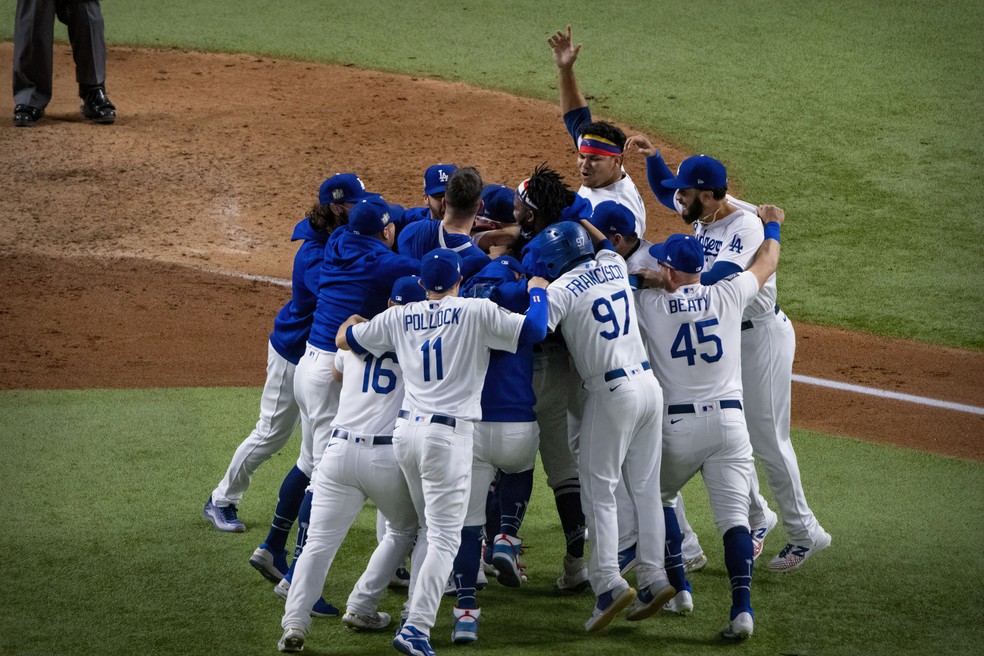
[330,428,393,445]
[397,409,456,428]
[604,361,651,382]
[741,305,781,331]
[667,400,743,415]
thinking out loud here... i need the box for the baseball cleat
[625,579,676,621]
[584,583,636,633]
[249,543,289,583]
[722,611,754,639]
[683,552,708,573]
[617,543,638,576]
[277,627,306,652]
[556,554,590,593]
[274,579,340,617]
[203,496,245,533]
[768,529,832,573]
[477,565,489,590]
[751,510,779,560]
[451,607,480,643]
[482,542,498,576]
[342,610,391,630]
[393,624,436,656]
[491,534,524,587]
[389,566,411,589]
[663,589,694,614]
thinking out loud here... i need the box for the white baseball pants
[465,421,539,525]
[293,343,341,481]
[211,340,299,507]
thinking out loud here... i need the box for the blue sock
[484,472,501,545]
[453,525,483,609]
[663,506,691,593]
[554,479,586,558]
[264,465,310,554]
[291,490,314,567]
[723,526,754,618]
[498,468,533,536]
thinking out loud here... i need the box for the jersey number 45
[671,319,723,366]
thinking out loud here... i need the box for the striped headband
[516,178,539,210]
[578,133,622,157]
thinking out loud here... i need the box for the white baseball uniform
[348,295,528,634]
[282,349,418,634]
[577,173,647,237]
[546,248,667,596]
[691,206,824,546]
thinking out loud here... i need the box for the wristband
[764,222,781,243]
[529,287,547,300]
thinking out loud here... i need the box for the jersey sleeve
[478,299,526,353]
[711,214,764,271]
[350,308,398,357]
[546,285,571,332]
[563,106,592,146]
[397,220,425,258]
[645,153,678,210]
[715,271,760,314]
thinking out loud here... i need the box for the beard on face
[683,194,704,225]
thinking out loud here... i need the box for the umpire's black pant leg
[12,0,58,108]
[56,0,107,95]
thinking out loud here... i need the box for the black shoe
[13,104,44,127]
[80,89,116,124]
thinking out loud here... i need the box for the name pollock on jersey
[563,264,625,297]
[403,306,462,332]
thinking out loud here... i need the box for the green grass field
[1,387,982,656]
[3,0,982,348]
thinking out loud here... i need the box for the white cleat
[684,552,708,573]
[277,627,305,652]
[768,529,832,572]
[663,589,694,614]
[555,554,590,593]
[722,611,754,640]
[342,610,391,630]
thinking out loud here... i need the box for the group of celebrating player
[201,25,830,656]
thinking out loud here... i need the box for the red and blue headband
[578,133,622,157]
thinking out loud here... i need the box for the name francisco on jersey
[404,304,462,332]
[563,263,625,297]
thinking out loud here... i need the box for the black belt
[330,428,393,445]
[667,400,743,415]
[741,305,780,331]
[397,409,456,428]
[604,361,651,382]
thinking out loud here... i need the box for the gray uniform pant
[13,0,107,108]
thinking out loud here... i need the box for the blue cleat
[393,624,436,656]
[203,496,245,533]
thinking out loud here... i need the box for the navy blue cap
[589,200,636,236]
[660,155,727,190]
[319,173,377,205]
[424,164,458,196]
[348,197,394,235]
[480,185,517,224]
[421,248,463,292]
[560,194,593,222]
[390,275,426,304]
[493,255,523,276]
[649,234,705,273]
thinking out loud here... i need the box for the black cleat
[13,104,43,127]
[80,89,116,124]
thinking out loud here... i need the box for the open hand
[548,25,582,69]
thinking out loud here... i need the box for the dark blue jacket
[270,218,330,364]
[398,218,490,281]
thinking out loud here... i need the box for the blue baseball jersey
[307,227,419,352]
[269,218,330,364]
[462,261,537,423]
[397,218,490,281]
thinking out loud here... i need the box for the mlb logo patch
[701,402,715,412]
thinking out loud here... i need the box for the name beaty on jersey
[403,305,462,332]
[563,263,625,297]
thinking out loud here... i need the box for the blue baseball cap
[480,185,517,224]
[424,164,458,196]
[420,248,463,292]
[560,194,593,222]
[492,255,523,277]
[660,155,727,190]
[649,234,705,273]
[348,197,394,235]
[589,200,636,236]
[319,173,378,205]
[390,275,426,304]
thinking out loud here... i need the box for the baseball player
[533,220,675,633]
[277,276,426,653]
[471,184,521,254]
[548,25,647,235]
[444,256,542,644]
[634,208,786,639]
[399,163,458,227]
[630,143,831,571]
[204,191,336,534]
[337,248,549,656]
[398,167,491,281]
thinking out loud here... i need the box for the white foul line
[208,265,984,417]
[792,374,984,416]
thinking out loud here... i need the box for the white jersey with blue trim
[546,249,649,380]
[626,237,658,272]
[331,348,404,435]
[577,171,647,237]
[635,271,760,404]
[350,295,525,421]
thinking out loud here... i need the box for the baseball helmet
[535,221,594,281]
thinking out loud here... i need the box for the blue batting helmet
[535,221,594,280]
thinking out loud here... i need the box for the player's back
[332,348,404,435]
[548,250,649,381]
[635,273,758,404]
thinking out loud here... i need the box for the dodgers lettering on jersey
[547,249,649,380]
[332,348,404,435]
[635,271,760,404]
[349,296,526,421]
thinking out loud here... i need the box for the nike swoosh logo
[609,384,623,392]
[670,418,684,424]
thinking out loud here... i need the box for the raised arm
[625,134,677,210]
[548,25,587,114]
[747,205,785,288]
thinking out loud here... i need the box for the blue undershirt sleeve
[518,288,548,345]
[700,261,744,285]
[596,238,616,253]
[645,153,678,210]
[563,107,592,146]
